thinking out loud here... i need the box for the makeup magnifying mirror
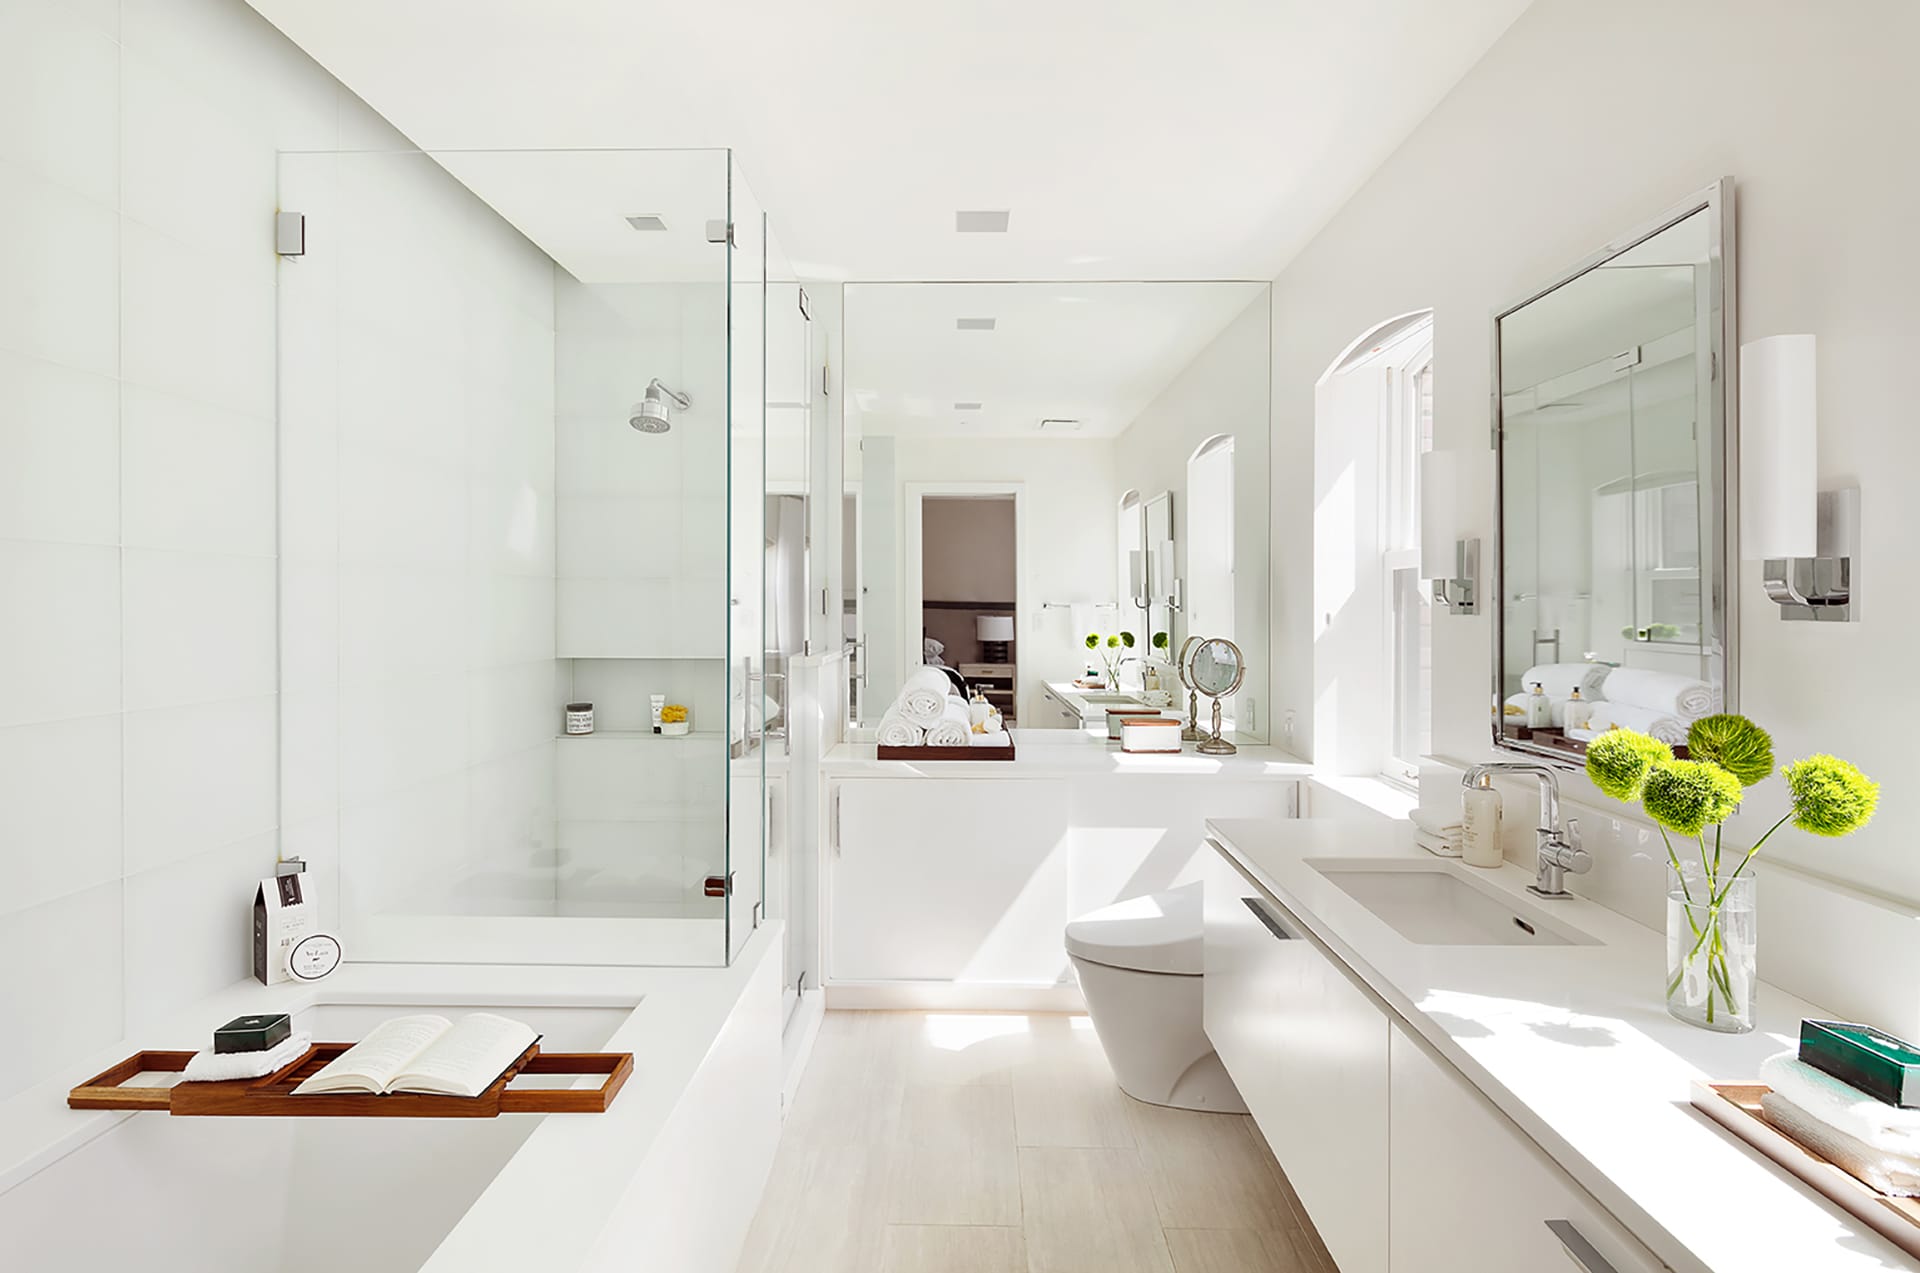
[1188,637,1245,756]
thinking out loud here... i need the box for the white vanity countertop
[826,726,1310,779]
[1205,816,1913,1272]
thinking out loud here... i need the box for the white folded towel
[1520,662,1610,701]
[1409,807,1462,836]
[1762,1091,1920,1196]
[1587,701,1686,746]
[896,666,952,728]
[925,696,971,747]
[181,1030,313,1083]
[967,730,1011,748]
[1759,1051,1920,1159]
[877,710,924,748]
[1603,667,1718,720]
[1415,832,1463,858]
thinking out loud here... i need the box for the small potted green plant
[1585,716,1877,1032]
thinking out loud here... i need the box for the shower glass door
[277,145,766,966]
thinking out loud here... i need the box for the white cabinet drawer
[1201,844,1389,1273]
[1388,1023,1667,1273]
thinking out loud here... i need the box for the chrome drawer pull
[1545,1220,1616,1272]
[1242,896,1296,942]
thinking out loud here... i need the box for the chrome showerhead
[629,379,691,433]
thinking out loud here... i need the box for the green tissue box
[1799,1019,1920,1108]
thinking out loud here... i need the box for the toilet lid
[1064,886,1203,975]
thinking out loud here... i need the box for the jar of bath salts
[565,702,595,735]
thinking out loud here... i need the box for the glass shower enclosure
[275,147,773,965]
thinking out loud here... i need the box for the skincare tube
[651,694,665,735]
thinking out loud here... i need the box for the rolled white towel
[925,696,971,747]
[182,1030,313,1083]
[1603,667,1719,720]
[896,666,952,728]
[1762,1091,1920,1196]
[1760,1051,1920,1160]
[1587,701,1686,746]
[877,710,924,748]
[1520,662,1610,701]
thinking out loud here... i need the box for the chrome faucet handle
[1530,818,1590,899]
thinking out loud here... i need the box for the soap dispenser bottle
[1526,681,1552,730]
[1461,773,1504,868]
[1564,687,1594,732]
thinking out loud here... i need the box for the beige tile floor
[736,1011,1337,1273]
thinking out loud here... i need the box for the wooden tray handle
[69,1050,195,1111]
[498,1052,635,1114]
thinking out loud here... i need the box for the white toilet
[1065,885,1246,1113]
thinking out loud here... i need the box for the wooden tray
[877,738,1016,762]
[1691,1081,1920,1259]
[69,1043,633,1118]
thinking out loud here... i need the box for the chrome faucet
[1461,762,1590,899]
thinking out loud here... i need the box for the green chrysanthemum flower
[1784,754,1879,837]
[1105,635,1121,649]
[1640,760,1743,837]
[1085,633,1099,650]
[1585,729,1673,802]
[1152,631,1170,651]
[1686,714,1775,787]
[1119,631,1136,649]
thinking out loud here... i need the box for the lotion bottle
[1564,687,1594,732]
[1526,681,1552,730]
[1461,773,1504,868]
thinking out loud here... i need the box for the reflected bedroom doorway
[910,490,1020,724]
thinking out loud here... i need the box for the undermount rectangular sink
[1309,860,1599,947]
[1076,692,1143,705]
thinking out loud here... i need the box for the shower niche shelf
[68,1043,633,1118]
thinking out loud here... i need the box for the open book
[293,1013,537,1097]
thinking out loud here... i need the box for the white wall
[554,278,728,660]
[0,0,445,1101]
[1114,292,1272,740]
[1270,0,1920,896]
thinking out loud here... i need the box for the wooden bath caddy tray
[68,1042,633,1118]
[1691,1081,1920,1259]
[877,738,1016,762]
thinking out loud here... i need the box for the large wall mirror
[842,281,1271,738]
[1493,179,1735,762]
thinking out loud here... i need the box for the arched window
[1314,311,1434,779]
[1185,437,1235,641]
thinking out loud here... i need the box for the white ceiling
[844,283,1267,439]
[245,0,1533,282]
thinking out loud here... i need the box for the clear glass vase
[1666,861,1756,1033]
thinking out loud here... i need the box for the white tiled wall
[555,279,730,659]
[0,0,379,1100]
[278,144,560,934]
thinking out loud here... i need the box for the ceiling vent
[624,215,669,232]
[1038,418,1084,432]
[956,317,997,331]
[955,209,1011,233]
[954,402,983,411]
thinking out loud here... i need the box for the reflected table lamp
[977,615,1014,664]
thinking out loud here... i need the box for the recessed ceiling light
[955,209,1011,233]
[954,402,983,411]
[624,214,668,232]
[1038,418,1083,432]
[956,317,996,331]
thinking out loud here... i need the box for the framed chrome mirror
[1492,179,1736,763]
[1189,636,1244,756]
[1175,634,1203,742]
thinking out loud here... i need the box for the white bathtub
[0,1000,629,1273]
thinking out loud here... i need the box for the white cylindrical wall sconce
[1420,449,1491,615]
[1740,334,1818,560]
[1739,333,1859,621]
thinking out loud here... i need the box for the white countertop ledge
[827,726,1310,778]
[1204,816,1913,1273]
